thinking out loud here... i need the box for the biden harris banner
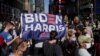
[21,13,66,40]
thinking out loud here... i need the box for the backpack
[0,34,8,56]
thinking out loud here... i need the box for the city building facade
[24,0,33,13]
[94,0,100,19]
[49,0,77,15]
[79,0,93,18]
[49,0,95,20]
[30,0,44,13]
[0,0,34,21]
[0,0,24,21]
[35,0,44,12]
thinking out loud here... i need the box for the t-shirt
[78,48,91,56]
[1,31,12,42]
[0,31,13,55]
[9,53,14,56]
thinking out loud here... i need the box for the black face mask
[9,29,13,35]
[82,32,87,35]
[75,32,80,37]
[50,35,56,40]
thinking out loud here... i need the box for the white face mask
[13,27,15,29]
[85,43,91,49]
[71,37,76,41]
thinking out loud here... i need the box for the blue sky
[44,0,49,13]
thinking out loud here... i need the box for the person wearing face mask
[62,29,77,56]
[0,21,18,55]
[83,19,93,38]
[43,31,63,56]
[84,27,94,52]
[67,29,76,41]
[78,27,92,49]
[82,27,91,38]
[75,35,92,56]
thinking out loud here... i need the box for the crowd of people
[0,16,100,56]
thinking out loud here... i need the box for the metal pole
[77,0,79,16]
[12,8,14,21]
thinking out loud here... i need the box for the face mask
[85,43,91,49]
[71,37,76,41]
[75,33,80,37]
[13,27,15,30]
[13,29,17,36]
